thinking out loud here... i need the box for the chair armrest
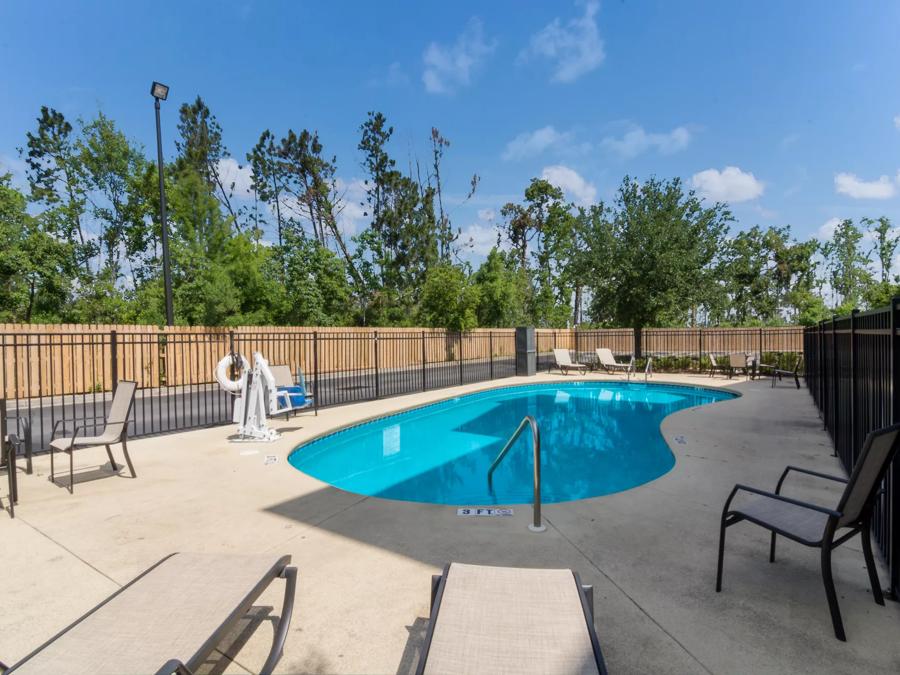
[775,465,847,495]
[728,484,842,517]
[154,659,194,675]
[51,416,105,440]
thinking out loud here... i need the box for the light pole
[151,81,174,326]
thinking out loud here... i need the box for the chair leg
[69,451,74,494]
[769,532,776,563]
[716,513,728,592]
[104,444,119,471]
[860,525,885,606]
[121,439,137,478]
[821,545,846,641]
[50,444,55,484]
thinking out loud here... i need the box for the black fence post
[374,331,380,399]
[698,328,703,372]
[819,320,825,429]
[574,329,579,362]
[110,330,119,393]
[891,297,900,598]
[458,332,464,385]
[758,327,763,362]
[312,331,319,414]
[421,330,427,391]
[489,331,494,380]
[831,315,838,457]
[850,308,858,461]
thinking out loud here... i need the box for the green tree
[472,248,529,326]
[418,263,480,331]
[821,219,872,313]
[582,176,731,353]
[0,173,74,321]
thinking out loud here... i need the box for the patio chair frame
[759,355,803,389]
[1,552,298,675]
[716,423,900,641]
[49,380,138,493]
[1,415,32,518]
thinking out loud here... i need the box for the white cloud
[818,217,842,240]
[422,18,496,94]
[834,172,897,199]
[541,164,596,206]
[520,0,604,83]
[460,222,502,257]
[894,115,900,130]
[0,153,27,188]
[690,166,764,203]
[370,62,409,88]
[216,157,254,199]
[477,208,496,221]
[502,126,572,161]
[602,125,690,159]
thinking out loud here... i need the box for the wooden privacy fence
[0,323,803,399]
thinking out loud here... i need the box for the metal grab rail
[487,415,545,532]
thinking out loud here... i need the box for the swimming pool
[288,382,736,505]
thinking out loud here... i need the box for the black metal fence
[1,329,516,452]
[804,304,900,594]
[1,324,805,457]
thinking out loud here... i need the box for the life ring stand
[215,352,249,393]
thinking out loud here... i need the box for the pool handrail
[486,415,545,532]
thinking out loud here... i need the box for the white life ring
[215,353,248,393]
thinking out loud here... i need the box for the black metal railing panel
[804,302,900,595]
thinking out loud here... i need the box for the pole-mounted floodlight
[150,81,169,100]
[151,81,174,325]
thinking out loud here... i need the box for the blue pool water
[288,382,735,505]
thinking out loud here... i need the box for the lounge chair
[716,423,900,641]
[759,355,803,389]
[595,348,634,376]
[0,552,297,674]
[416,563,608,675]
[49,380,137,493]
[552,348,588,375]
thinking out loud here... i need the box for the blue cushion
[277,386,306,408]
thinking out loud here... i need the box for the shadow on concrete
[48,461,130,490]
[394,617,429,675]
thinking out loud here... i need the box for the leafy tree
[821,219,872,313]
[472,248,529,326]
[419,263,480,331]
[582,176,731,353]
[0,173,74,321]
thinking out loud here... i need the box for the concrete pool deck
[2,373,900,674]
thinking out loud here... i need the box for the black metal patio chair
[758,355,803,389]
[1,415,32,518]
[49,380,137,493]
[716,423,900,640]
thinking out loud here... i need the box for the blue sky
[2,0,900,261]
